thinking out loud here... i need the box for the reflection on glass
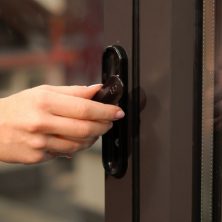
[214,2,222,220]
[0,0,104,221]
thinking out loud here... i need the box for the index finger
[47,92,125,121]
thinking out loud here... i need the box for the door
[0,1,219,222]
[103,0,217,221]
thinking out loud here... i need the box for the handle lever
[92,45,128,178]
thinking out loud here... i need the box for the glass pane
[214,0,222,220]
[0,0,104,221]
[140,0,199,221]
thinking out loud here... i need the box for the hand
[0,84,125,164]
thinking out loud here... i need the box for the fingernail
[56,155,72,159]
[88,84,103,88]
[66,155,73,159]
[109,122,113,129]
[115,110,125,119]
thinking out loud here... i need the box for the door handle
[92,45,128,178]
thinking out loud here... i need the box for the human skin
[0,84,125,164]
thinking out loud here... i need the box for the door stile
[104,1,134,222]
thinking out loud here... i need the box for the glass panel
[140,0,199,221]
[0,0,104,221]
[214,0,222,221]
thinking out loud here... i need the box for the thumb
[40,84,102,99]
[83,84,103,99]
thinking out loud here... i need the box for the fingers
[45,135,97,153]
[20,135,99,164]
[46,151,73,159]
[58,135,99,143]
[46,93,124,121]
[41,115,113,138]
[35,84,125,121]
[39,84,102,99]
[46,136,99,158]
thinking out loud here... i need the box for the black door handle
[92,45,128,178]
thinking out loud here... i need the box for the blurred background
[0,0,104,221]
